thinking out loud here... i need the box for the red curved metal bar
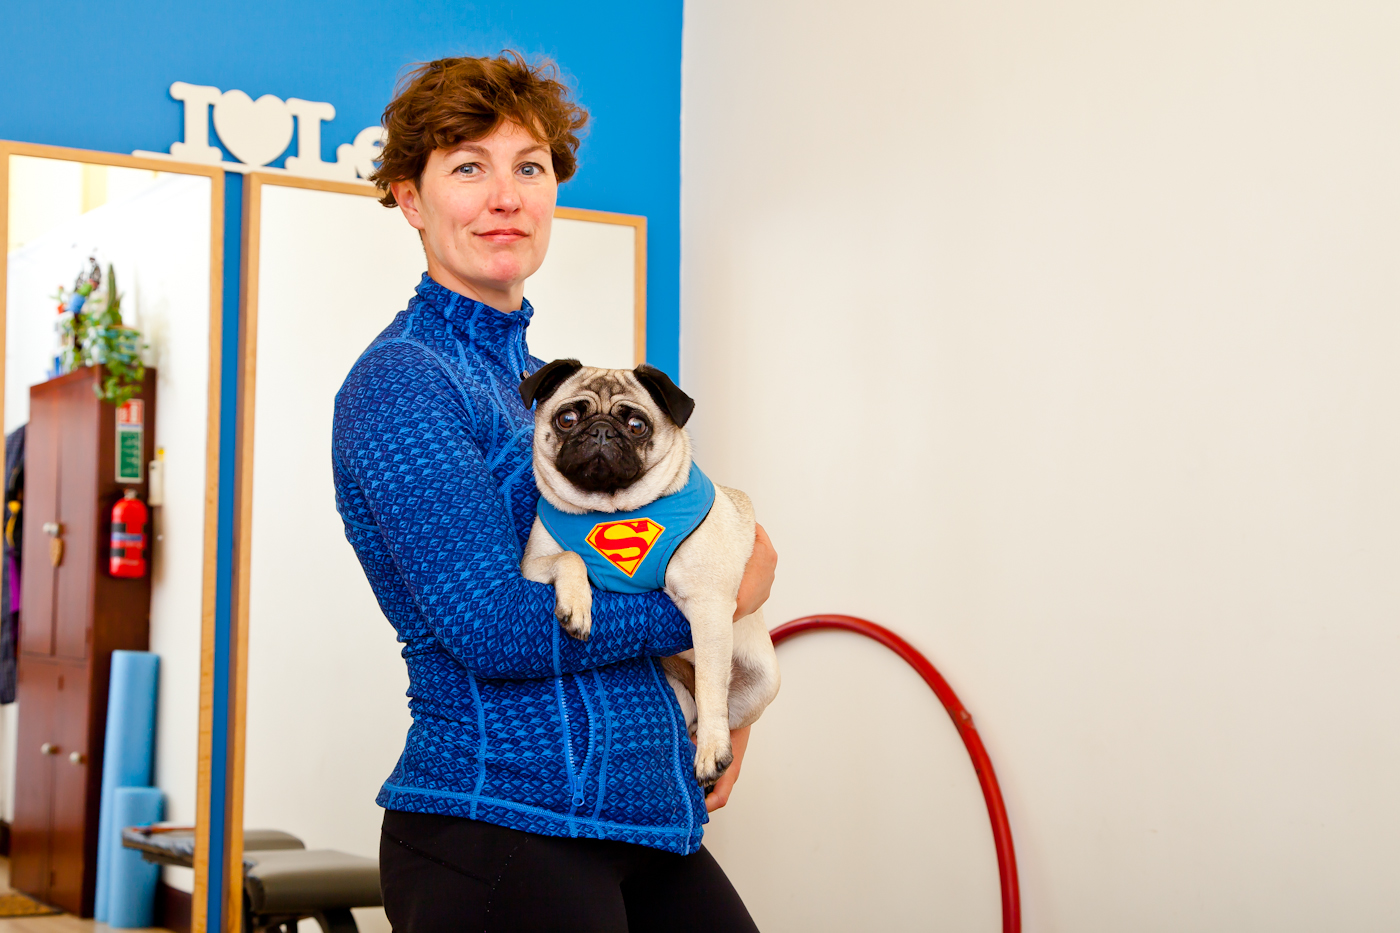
[769,615,1021,933]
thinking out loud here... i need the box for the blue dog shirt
[537,465,717,594]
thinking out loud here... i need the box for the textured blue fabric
[537,465,716,594]
[332,274,706,854]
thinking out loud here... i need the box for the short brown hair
[370,51,589,208]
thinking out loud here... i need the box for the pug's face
[521,361,696,514]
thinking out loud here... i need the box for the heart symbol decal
[212,90,294,167]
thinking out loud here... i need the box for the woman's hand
[705,725,751,812]
[734,524,777,622]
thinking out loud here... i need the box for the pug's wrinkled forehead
[561,370,656,418]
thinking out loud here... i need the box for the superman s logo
[585,518,665,577]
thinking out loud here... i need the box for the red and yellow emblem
[585,518,666,577]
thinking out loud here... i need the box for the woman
[332,53,775,931]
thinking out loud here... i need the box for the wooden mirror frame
[0,141,225,927]
[225,172,648,932]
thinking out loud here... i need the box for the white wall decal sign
[133,81,384,182]
[212,89,295,167]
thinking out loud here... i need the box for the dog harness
[536,465,717,594]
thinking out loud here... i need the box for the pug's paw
[693,734,733,788]
[553,554,593,641]
[556,595,592,641]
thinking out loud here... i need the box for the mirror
[231,173,645,933]
[0,142,222,916]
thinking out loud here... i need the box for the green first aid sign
[115,399,144,484]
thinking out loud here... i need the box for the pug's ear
[633,364,695,428]
[520,359,583,408]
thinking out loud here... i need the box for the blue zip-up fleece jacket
[331,275,708,854]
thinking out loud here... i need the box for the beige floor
[0,857,169,933]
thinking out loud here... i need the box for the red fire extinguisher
[110,489,148,578]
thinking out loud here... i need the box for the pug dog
[519,360,781,786]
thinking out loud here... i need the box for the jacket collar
[412,273,534,370]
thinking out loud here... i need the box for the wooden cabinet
[11,658,89,906]
[11,366,155,915]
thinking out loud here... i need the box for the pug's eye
[555,409,580,431]
[626,415,648,437]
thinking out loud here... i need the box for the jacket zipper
[523,319,586,810]
[558,678,587,811]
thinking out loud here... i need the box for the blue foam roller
[94,651,159,922]
[106,786,163,928]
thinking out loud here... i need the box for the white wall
[3,168,212,889]
[710,631,1002,931]
[683,3,1400,931]
[5,157,81,255]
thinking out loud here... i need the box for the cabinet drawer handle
[39,743,58,755]
[68,751,85,765]
[42,523,64,567]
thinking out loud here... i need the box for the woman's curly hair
[370,51,589,208]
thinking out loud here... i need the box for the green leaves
[78,264,147,406]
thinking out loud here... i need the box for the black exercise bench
[122,826,381,933]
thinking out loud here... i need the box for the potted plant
[53,259,146,405]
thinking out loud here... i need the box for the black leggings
[379,809,760,933]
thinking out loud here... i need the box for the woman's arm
[333,343,693,679]
[734,524,776,622]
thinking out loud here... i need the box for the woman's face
[392,120,557,312]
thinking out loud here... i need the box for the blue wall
[0,0,683,376]
[0,1,681,924]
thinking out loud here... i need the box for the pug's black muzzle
[554,416,644,493]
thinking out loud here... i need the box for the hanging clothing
[1,424,25,704]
